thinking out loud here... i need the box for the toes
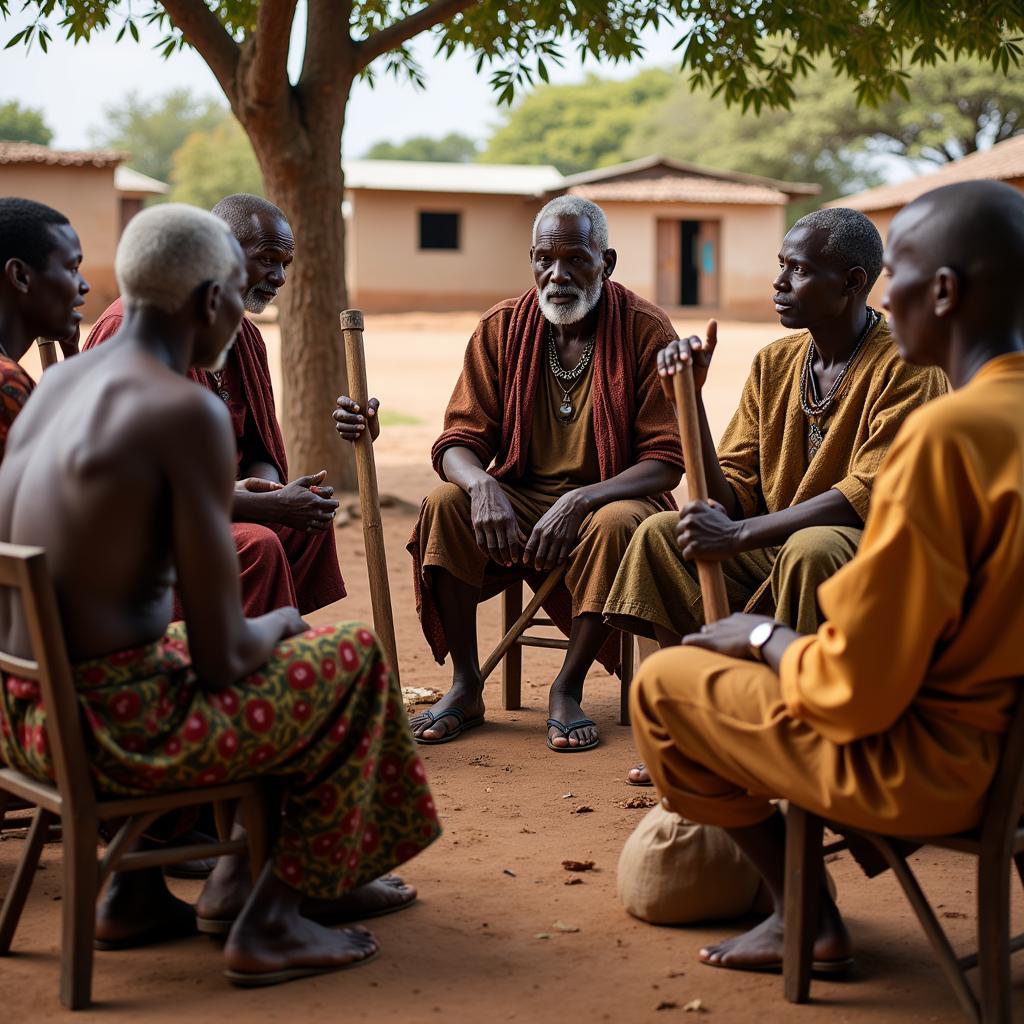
[549,731,569,747]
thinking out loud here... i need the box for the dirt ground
[3,312,1023,1022]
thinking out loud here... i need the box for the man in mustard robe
[631,179,1024,974]
[607,208,947,786]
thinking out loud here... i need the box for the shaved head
[883,180,1024,371]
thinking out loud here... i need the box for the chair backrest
[979,681,1024,853]
[0,543,96,817]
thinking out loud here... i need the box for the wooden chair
[783,688,1024,1023]
[0,543,270,1010]
[478,565,640,726]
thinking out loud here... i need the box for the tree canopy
[89,89,226,184]
[168,117,262,207]
[364,132,478,162]
[0,99,52,145]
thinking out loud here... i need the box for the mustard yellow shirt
[781,352,1024,744]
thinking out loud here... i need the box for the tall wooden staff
[36,339,58,370]
[339,309,401,683]
[671,360,730,623]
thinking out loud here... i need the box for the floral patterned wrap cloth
[0,620,441,899]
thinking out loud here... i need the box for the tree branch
[246,0,300,106]
[355,0,477,69]
[300,0,355,92]
[159,0,241,104]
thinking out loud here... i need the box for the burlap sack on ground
[617,804,772,924]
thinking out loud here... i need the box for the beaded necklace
[800,308,879,459]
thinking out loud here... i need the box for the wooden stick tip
[339,309,364,331]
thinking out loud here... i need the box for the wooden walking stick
[339,309,401,684]
[671,360,731,623]
[36,339,58,370]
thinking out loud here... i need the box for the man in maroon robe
[84,194,345,617]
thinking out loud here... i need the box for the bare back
[0,339,237,662]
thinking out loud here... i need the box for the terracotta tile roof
[830,136,1024,212]
[0,141,126,168]
[569,174,789,206]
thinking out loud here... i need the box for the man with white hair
[0,204,440,985]
[402,195,683,750]
[84,194,346,622]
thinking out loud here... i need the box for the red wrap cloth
[408,281,683,672]
[85,299,346,615]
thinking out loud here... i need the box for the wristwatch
[748,621,778,662]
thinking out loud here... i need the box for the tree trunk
[243,97,358,492]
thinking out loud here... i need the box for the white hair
[532,195,609,251]
[116,204,241,314]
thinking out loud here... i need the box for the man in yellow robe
[606,208,947,786]
[631,179,1024,973]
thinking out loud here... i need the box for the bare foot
[304,874,416,923]
[547,688,598,749]
[224,869,380,985]
[409,678,485,742]
[196,851,252,925]
[699,904,852,973]
[95,868,196,949]
[626,763,652,785]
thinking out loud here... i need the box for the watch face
[749,622,774,648]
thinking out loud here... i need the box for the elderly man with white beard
[85,194,347,621]
[403,196,683,750]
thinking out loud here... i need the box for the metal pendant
[808,422,824,459]
[558,398,573,423]
[216,388,230,403]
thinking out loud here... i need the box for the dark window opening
[419,211,460,250]
[679,220,700,306]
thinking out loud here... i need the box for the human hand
[58,324,81,359]
[271,470,340,532]
[236,477,285,495]
[658,319,718,401]
[334,396,380,443]
[681,612,774,660]
[469,478,526,567]
[676,499,745,561]
[522,490,590,571]
[274,606,310,640]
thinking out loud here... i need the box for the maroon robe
[84,299,346,615]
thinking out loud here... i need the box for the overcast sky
[0,7,684,155]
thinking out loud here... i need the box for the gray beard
[537,278,603,326]
[244,286,275,313]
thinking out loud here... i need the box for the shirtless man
[0,204,440,986]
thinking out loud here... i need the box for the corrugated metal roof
[830,136,1024,212]
[570,175,788,206]
[0,141,126,168]
[343,159,563,196]
[114,165,169,195]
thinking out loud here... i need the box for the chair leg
[500,581,523,711]
[59,815,99,1010]
[618,633,634,726]
[783,806,823,1004]
[242,791,270,885]
[976,849,1012,1024]
[1014,850,1024,892]
[0,807,53,953]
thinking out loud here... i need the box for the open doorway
[656,219,720,307]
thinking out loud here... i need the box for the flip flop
[411,706,484,745]
[699,955,855,977]
[626,763,654,787]
[225,947,380,988]
[546,717,600,753]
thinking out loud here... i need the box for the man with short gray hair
[606,207,947,786]
[403,195,683,751]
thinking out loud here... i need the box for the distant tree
[364,132,478,162]
[169,117,262,208]
[479,70,675,174]
[90,89,225,184]
[0,99,52,144]
[846,56,1024,165]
